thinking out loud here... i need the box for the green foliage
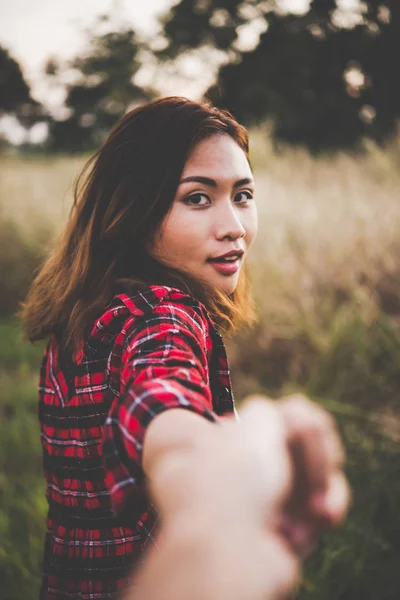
[160,0,243,55]
[232,291,400,598]
[0,45,43,126]
[47,17,152,153]
[298,414,400,600]
[0,212,47,598]
[0,320,44,369]
[0,217,46,317]
[162,0,400,151]
[0,368,46,600]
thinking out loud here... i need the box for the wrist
[162,510,276,600]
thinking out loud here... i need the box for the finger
[279,395,345,491]
[238,398,294,507]
[276,471,350,560]
[281,395,345,469]
[309,471,351,527]
[277,515,319,559]
[260,535,302,600]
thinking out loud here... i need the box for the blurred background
[0,1,400,598]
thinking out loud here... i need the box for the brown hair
[20,96,256,353]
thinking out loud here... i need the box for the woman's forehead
[182,134,252,179]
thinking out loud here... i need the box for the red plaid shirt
[39,285,235,599]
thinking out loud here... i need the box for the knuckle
[283,392,312,408]
[316,408,335,431]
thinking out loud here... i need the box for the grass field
[1,133,400,598]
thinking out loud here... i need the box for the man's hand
[132,395,350,600]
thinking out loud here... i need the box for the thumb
[238,396,293,508]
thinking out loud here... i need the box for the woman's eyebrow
[179,176,254,188]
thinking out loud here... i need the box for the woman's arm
[142,407,216,489]
[102,300,219,516]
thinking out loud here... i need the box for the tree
[47,17,153,153]
[0,45,43,126]
[160,0,400,151]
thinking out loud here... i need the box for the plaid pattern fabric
[39,285,235,599]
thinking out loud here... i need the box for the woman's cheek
[162,212,206,257]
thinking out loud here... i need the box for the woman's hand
[246,394,349,558]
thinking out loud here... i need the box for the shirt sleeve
[102,300,217,516]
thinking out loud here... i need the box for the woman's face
[150,134,258,294]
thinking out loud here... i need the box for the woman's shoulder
[89,285,212,345]
[118,285,206,315]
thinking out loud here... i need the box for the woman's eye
[234,191,253,204]
[184,193,210,206]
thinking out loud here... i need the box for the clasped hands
[146,395,350,600]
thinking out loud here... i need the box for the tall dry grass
[2,136,400,417]
[1,135,400,599]
[0,154,83,237]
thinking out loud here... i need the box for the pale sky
[0,0,175,94]
[0,0,179,141]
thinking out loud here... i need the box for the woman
[21,97,346,599]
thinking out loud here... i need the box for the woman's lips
[207,258,241,275]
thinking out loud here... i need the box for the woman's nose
[215,205,246,241]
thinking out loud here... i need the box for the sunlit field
[1,133,400,599]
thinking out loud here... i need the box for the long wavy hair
[20,96,256,353]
